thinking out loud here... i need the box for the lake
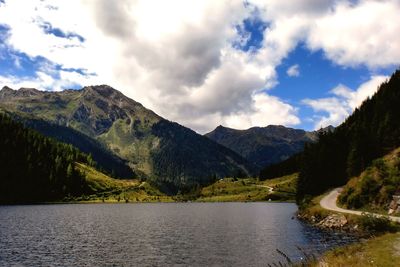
[0,202,354,266]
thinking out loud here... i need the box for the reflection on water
[0,203,355,266]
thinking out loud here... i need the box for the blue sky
[273,45,396,130]
[0,0,399,133]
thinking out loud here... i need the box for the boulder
[317,214,348,229]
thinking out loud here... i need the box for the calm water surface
[0,203,353,266]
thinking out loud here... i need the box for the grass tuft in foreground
[314,232,400,267]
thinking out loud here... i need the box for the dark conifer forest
[297,70,400,202]
[20,117,135,179]
[259,153,301,180]
[0,114,95,203]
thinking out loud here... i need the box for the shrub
[347,193,362,209]
[358,213,397,233]
[372,158,386,171]
[338,187,353,205]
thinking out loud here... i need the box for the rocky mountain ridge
[205,124,320,170]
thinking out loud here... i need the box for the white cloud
[302,97,350,130]
[223,93,300,129]
[250,0,400,69]
[0,0,398,133]
[248,0,334,69]
[307,0,400,68]
[287,64,300,77]
[303,75,388,129]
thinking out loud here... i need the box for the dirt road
[320,188,400,223]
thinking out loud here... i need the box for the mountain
[0,113,95,203]
[258,125,335,180]
[205,125,318,170]
[0,85,254,193]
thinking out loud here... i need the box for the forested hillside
[19,116,135,178]
[260,70,400,203]
[150,120,253,192]
[0,114,95,203]
[258,126,334,180]
[296,70,400,202]
[259,153,302,180]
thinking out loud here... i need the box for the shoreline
[296,189,400,265]
[0,199,296,205]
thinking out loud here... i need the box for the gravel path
[320,188,400,223]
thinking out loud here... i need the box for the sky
[0,0,399,133]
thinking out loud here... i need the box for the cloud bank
[0,0,398,133]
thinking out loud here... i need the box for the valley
[65,164,297,203]
[0,85,254,194]
[0,1,399,266]
[0,69,400,266]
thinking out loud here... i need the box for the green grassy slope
[196,174,297,202]
[338,147,400,214]
[73,163,297,203]
[74,163,173,202]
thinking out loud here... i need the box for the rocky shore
[297,212,362,234]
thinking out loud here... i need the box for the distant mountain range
[205,125,321,171]
[0,85,253,193]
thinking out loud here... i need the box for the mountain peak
[206,124,317,170]
[82,85,120,98]
[0,86,43,98]
[80,85,150,116]
[317,125,335,133]
[1,86,14,92]
[264,125,286,129]
[214,125,232,131]
[19,87,41,92]
[0,86,15,99]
